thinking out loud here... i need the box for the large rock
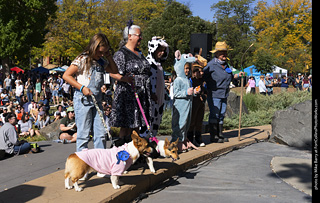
[39,119,61,140]
[271,100,312,150]
[226,91,249,118]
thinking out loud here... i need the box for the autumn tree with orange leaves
[252,0,312,73]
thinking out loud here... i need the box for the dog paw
[123,171,128,174]
[113,185,121,189]
[150,169,156,173]
[75,187,83,192]
[65,186,73,190]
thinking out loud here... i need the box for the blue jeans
[14,142,31,155]
[27,92,33,102]
[207,92,227,124]
[74,91,106,152]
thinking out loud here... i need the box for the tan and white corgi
[64,131,153,191]
[143,138,180,173]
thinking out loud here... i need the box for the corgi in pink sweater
[64,131,153,191]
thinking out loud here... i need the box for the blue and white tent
[243,65,273,87]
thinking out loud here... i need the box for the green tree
[211,0,255,70]
[0,0,57,75]
[40,0,169,64]
[252,0,312,73]
[142,1,215,71]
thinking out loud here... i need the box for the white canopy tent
[272,65,287,78]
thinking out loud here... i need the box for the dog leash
[90,94,114,146]
[130,81,153,137]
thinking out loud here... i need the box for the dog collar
[149,136,159,144]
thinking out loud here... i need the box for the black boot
[209,123,223,143]
[218,124,229,142]
[187,131,194,143]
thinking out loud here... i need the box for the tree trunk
[1,56,10,81]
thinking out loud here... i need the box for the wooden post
[238,75,244,141]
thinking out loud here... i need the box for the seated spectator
[0,112,31,157]
[35,111,50,129]
[1,89,10,105]
[16,105,26,120]
[18,113,35,138]
[22,96,30,113]
[59,106,77,143]
[29,101,39,122]
[39,95,50,111]
[52,111,62,123]
[54,105,66,117]
[0,108,6,126]
[7,101,15,112]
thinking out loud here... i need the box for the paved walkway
[1,125,300,203]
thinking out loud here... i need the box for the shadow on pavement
[0,184,44,202]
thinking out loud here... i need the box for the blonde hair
[82,33,110,74]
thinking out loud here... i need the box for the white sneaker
[97,172,110,178]
[79,172,88,181]
[199,143,205,147]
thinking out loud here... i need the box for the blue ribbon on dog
[116,150,130,165]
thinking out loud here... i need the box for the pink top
[248,79,256,87]
[75,144,133,176]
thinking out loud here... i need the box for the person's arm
[105,54,118,74]
[63,64,92,96]
[60,122,76,131]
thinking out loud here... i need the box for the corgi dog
[141,137,180,173]
[64,131,153,191]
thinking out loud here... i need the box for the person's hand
[71,122,76,129]
[194,86,201,95]
[239,72,245,77]
[187,87,194,95]
[121,73,134,83]
[82,86,92,96]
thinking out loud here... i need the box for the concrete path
[139,142,312,203]
[0,125,282,202]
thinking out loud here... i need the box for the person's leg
[14,142,31,155]
[217,98,229,142]
[74,92,93,152]
[92,105,106,149]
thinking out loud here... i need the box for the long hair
[82,33,111,74]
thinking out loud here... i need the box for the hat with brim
[67,106,74,112]
[210,41,233,53]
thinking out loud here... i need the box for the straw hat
[210,41,233,53]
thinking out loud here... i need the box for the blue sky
[175,0,275,22]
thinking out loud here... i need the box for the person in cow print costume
[143,36,169,137]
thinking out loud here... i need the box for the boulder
[226,91,249,118]
[39,119,61,140]
[271,100,312,150]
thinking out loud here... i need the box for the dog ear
[175,50,181,60]
[131,130,141,143]
[164,138,170,146]
[172,138,179,146]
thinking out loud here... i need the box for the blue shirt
[281,78,288,88]
[203,58,234,99]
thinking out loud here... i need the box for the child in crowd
[171,50,199,152]
[187,56,207,147]
[63,33,126,152]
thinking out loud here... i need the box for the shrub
[158,90,311,134]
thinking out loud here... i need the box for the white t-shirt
[71,54,109,87]
[16,85,24,96]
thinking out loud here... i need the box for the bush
[158,90,312,134]
[224,90,312,130]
